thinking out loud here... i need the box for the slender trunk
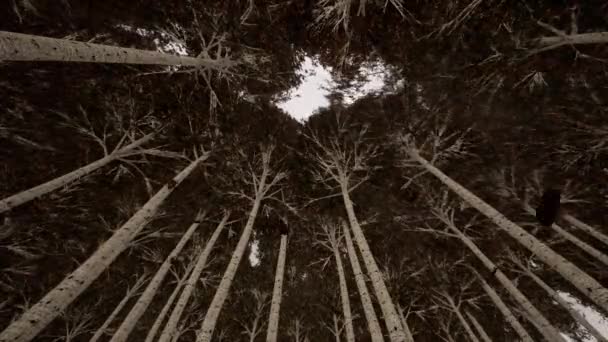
[196,166,270,342]
[266,234,288,342]
[144,265,193,342]
[475,273,534,342]
[0,155,206,342]
[333,314,341,342]
[157,212,230,342]
[342,221,384,342]
[464,311,493,342]
[0,31,234,71]
[0,133,154,214]
[563,214,608,247]
[523,204,608,267]
[340,180,410,342]
[110,213,205,342]
[536,32,608,47]
[445,221,565,342]
[451,304,480,342]
[407,149,608,311]
[89,274,147,342]
[397,307,416,342]
[518,264,608,342]
[331,229,355,342]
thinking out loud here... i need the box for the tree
[0,153,208,342]
[433,290,481,342]
[342,220,384,342]
[144,261,195,342]
[402,145,608,312]
[266,232,288,342]
[89,274,149,342]
[411,194,566,342]
[508,252,608,342]
[109,210,206,342]
[157,212,230,342]
[314,222,355,342]
[235,289,270,342]
[197,146,288,342]
[0,132,155,214]
[307,120,412,342]
[464,310,493,342]
[0,31,237,73]
[562,214,608,247]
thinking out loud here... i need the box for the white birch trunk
[266,234,288,342]
[407,149,608,312]
[563,214,608,247]
[341,180,410,342]
[157,212,230,342]
[519,264,608,342]
[342,221,384,342]
[523,204,608,267]
[110,213,205,342]
[331,229,355,342]
[0,133,154,214]
[0,31,233,71]
[0,155,207,342]
[476,274,534,342]
[144,265,193,342]
[196,165,270,342]
[536,32,608,47]
[445,221,565,342]
[89,274,147,342]
[464,311,493,342]
[397,307,415,342]
[448,301,479,342]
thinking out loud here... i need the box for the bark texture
[266,234,288,342]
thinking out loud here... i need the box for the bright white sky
[277,56,386,121]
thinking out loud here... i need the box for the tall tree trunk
[444,220,566,342]
[330,228,355,342]
[536,32,608,47]
[196,165,270,342]
[266,234,288,342]
[157,212,230,342]
[144,264,193,342]
[514,261,608,342]
[0,31,234,71]
[407,149,608,312]
[563,214,608,246]
[443,296,480,342]
[340,179,410,342]
[0,133,154,214]
[522,204,608,267]
[110,212,206,342]
[475,273,534,342]
[0,155,207,342]
[89,274,148,342]
[342,221,384,342]
[465,311,493,342]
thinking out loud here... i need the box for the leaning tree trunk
[144,263,194,342]
[445,221,565,342]
[515,262,608,342]
[536,32,608,47]
[475,273,534,342]
[407,149,608,312]
[340,178,411,342]
[89,274,148,342]
[522,204,608,267]
[342,221,384,342]
[0,155,207,342]
[444,297,480,342]
[330,228,355,342]
[0,132,154,214]
[157,212,230,342]
[196,167,269,342]
[266,234,288,342]
[563,214,608,246]
[0,31,234,71]
[110,212,206,342]
[465,311,493,342]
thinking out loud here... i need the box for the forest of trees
[1,0,607,341]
